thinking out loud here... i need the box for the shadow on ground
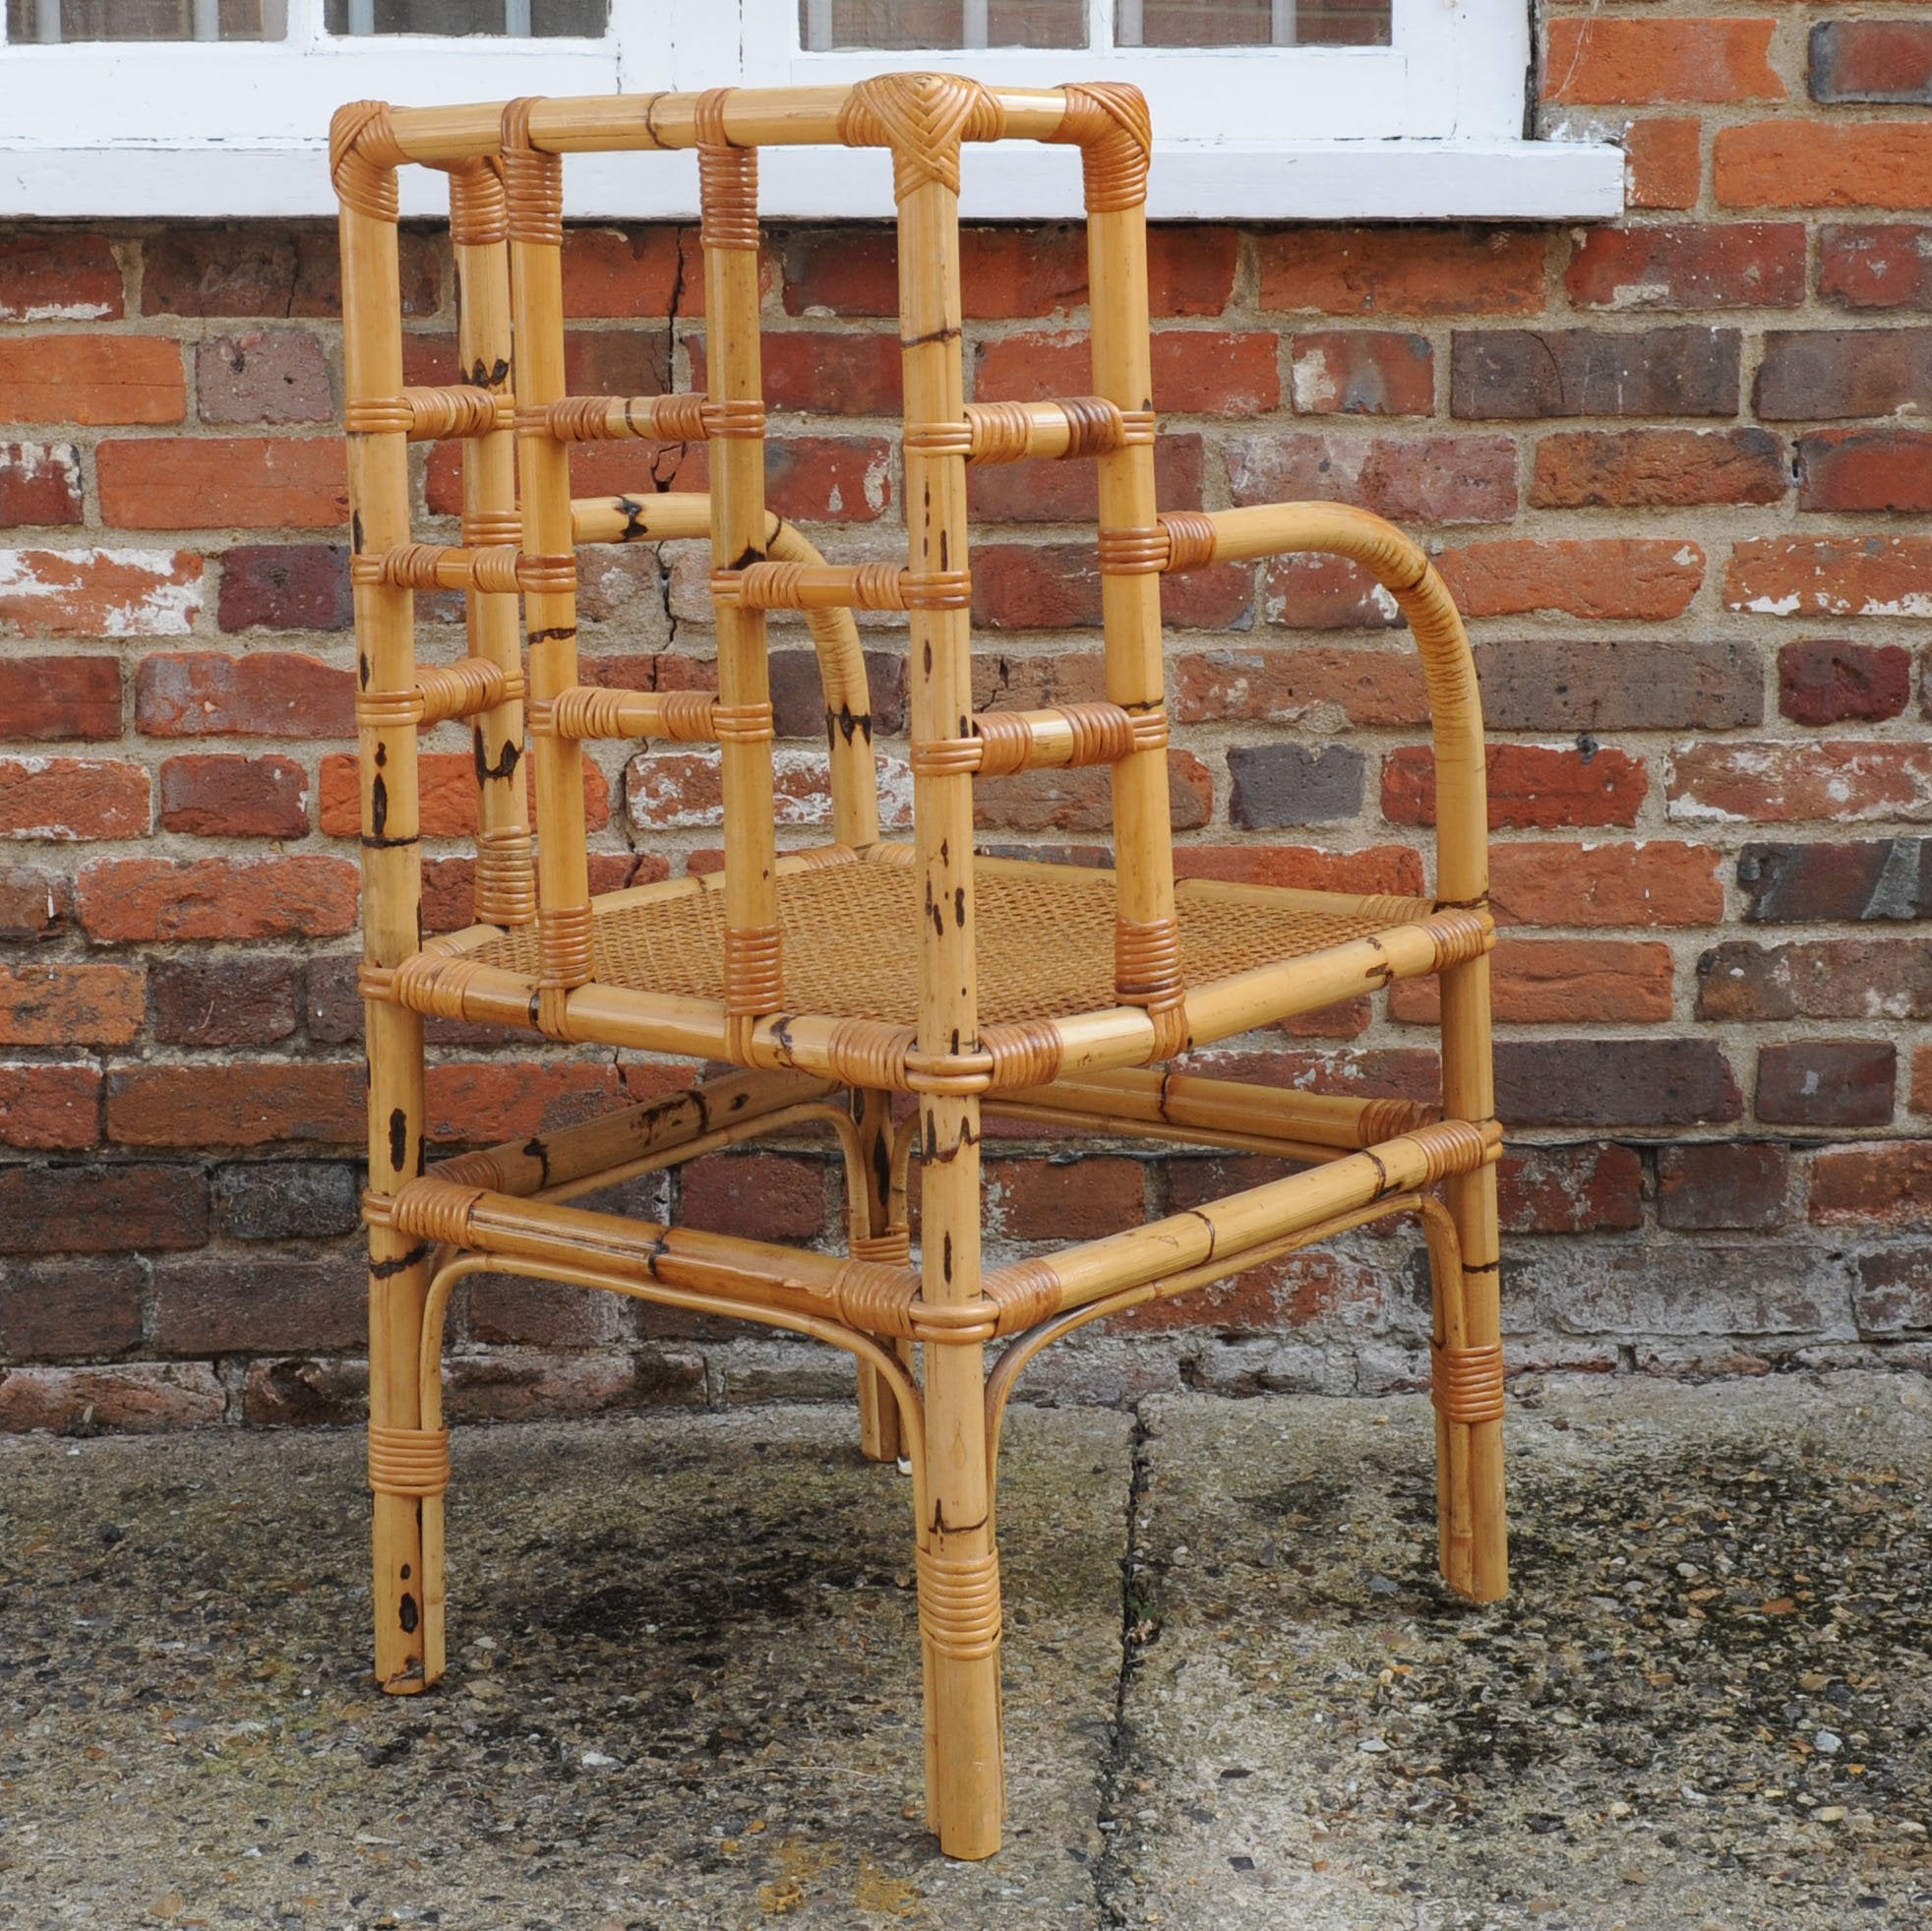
[2,1373,1927,1928]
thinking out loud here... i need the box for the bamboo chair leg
[851,1086,905,1464]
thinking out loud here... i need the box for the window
[0,2,1622,220]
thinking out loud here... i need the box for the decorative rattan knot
[1426,909,1495,970]
[390,1177,484,1249]
[462,509,523,549]
[655,393,711,442]
[827,1256,919,1337]
[1097,526,1170,575]
[962,401,1032,464]
[500,97,564,247]
[908,736,984,776]
[1360,1096,1439,1143]
[330,100,406,222]
[529,394,614,443]
[1157,510,1219,574]
[1047,81,1153,213]
[823,1019,914,1090]
[704,397,768,440]
[1118,408,1158,447]
[390,952,488,1022]
[1405,1117,1498,1186]
[906,419,975,457]
[344,396,415,436]
[987,1259,1060,1334]
[712,701,775,745]
[368,1423,452,1500]
[723,924,783,1017]
[1431,1339,1505,1425]
[473,828,537,927]
[1058,395,1124,458]
[1063,700,1139,766]
[900,570,971,610]
[696,91,760,253]
[851,1230,913,1267]
[981,1021,1063,1091]
[915,1545,1003,1661]
[967,711,1029,776]
[904,1046,995,1097]
[442,154,509,247]
[838,71,1005,202]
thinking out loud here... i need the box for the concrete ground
[2,1372,1928,1930]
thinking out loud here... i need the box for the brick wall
[2,8,1929,1432]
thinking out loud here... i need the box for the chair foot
[916,1539,1006,1859]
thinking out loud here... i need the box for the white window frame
[0,0,1622,220]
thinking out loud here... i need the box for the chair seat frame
[333,75,1507,1861]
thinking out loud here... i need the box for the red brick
[971,540,1252,631]
[1545,20,1783,105]
[0,1256,146,1358]
[141,224,439,319]
[1488,842,1723,929]
[0,548,204,637]
[0,442,83,527]
[1531,428,1787,510]
[0,962,144,1046]
[974,751,1212,835]
[0,334,180,428]
[1172,844,1425,897]
[1819,223,1932,311]
[0,1163,207,1254]
[1810,23,1932,106]
[1724,535,1932,618]
[0,1062,99,1148]
[317,750,609,838]
[782,224,1088,319]
[1564,223,1805,310]
[0,231,123,321]
[1658,1144,1790,1232]
[97,436,348,529]
[560,226,687,316]
[423,1061,643,1145]
[467,1273,634,1350]
[1383,743,1649,830]
[1670,741,1932,822]
[1798,428,1932,515]
[216,545,353,632]
[1495,1039,1742,1126]
[968,433,1200,524]
[1173,644,1426,727]
[0,1361,225,1433]
[1755,329,1932,419]
[1718,121,1932,210]
[0,864,69,940]
[8,655,121,741]
[976,328,1281,415]
[151,957,299,1047]
[1178,1045,1443,1109]
[763,437,892,523]
[1227,431,1517,525]
[158,754,309,837]
[1391,937,1674,1025]
[1255,227,1546,317]
[1624,118,1702,210]
[1757,1041,1896,1128]
[1917,1047,1932,1117]
[1145,226,1240,317]
[1811,1141,1932,1227]
[1778,639,1913,724]
[1697,937,1932,1022]
[135,650,354,738]
[679,1151,829,1242]
[76,854,358,941]
[1261,553,1402,630]
[1451,327,1739,418]
[1438,538,1704,620]
[0,757,150,840]
[152,1254,363,1356]
[1288,331,1433,416]
[1498,1143,1645,1235]
[107,1061,362,1148]
[692,329,901,415]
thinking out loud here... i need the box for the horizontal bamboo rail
[713,562,971,613]
[530,687,771,744]
[353,658,523,729]
[350,542,574,595]
[911,701,1166,776]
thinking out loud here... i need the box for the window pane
[800,1,1087,51]
[324,0,607,33]
[1128,0,1389,47]
[6,0,285,38]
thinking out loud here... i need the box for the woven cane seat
[458,847,1422,1028]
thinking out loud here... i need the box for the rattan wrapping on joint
[1427,910,1494,970]
[462,509,522,548]
[712,701,775,744]
[901,571,971,609]
[389,951,489,1021]
[838,71,1005,201]
[1158,510,1220,574]
[823,1019,915,1090]
[346,387,506,441]
[828,1256,920,1335]
[1431,1339,1505,1424]
[1046,81,1152,213]
[368,1423,452,1500]
[443,155,508,246]
[1406,1117,1497,1184]
[474,827,537,926]
[705,397,768,440]
[1097,526,1171,575]
[463,861,1412,1032]
[500,97,564,247]
[696,90,760,252]
[723,924,783,1016]
[539,903,594,990]
[415,658,519,722]
[987,1259,1060,1334]
[330,100,405,221]
[851,1230,913,1266]
[906,419,975,457]
[961,401,1034,465]
[1059,395,1128,457]
[981,1020,1063,1090]
[915,1545,1003,1661]
[390,1177,484,1248]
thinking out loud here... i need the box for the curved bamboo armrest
[1164,503,1489,910]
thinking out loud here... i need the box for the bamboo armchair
[332,74,1506,1861]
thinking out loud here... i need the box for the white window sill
[0,137,1624,223]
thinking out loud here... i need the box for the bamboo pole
[851,1085,908,1462]
[333,101,438,1695]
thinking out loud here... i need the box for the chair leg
[914,1339,1006,1859]
[851,1087,904,1464]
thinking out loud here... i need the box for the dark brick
[1497,1143,1645,1234]
[151,956,300,1047]
[1739,839,1932,923]
[215,545,353,633]
[1563,222,1806,309]
[157,754,310,838]
[1757,1042,1896,1128]
[1451,328,1740,419]
[1754,329,1932,420]
[1262,553,1403,630]
[1227,431,1517,525]
[971,540,1252,632]
[1658,1143,1791,1231]
[1473,637,1762,732]
[1228,745,1365,827]
[768,646,907,739]
[195,330,333,425]
[1495,1039,1742,1126]
[989,1156,1147,1241]
[1778,640,1913,724]
[1854,1247,1932,1334]
[679,1152,828,1242]
[0,1256,145,1358]
[0,1164,210,1254]
[9,655,121,741]
[302,952,362,1045]
[242,1357,368,1426]
[0,864,69,940]
[142,223,438,318]
[151,1253,363,1356]
[0,442,83,526]
[1810,23,1932,106]
[466,1274,634,1350]
[1819,224,1932,311]
[1698,938,1932,1021]
[564,327,671,398]
[1797,427,1932,513]
[211,1161,360,1241]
